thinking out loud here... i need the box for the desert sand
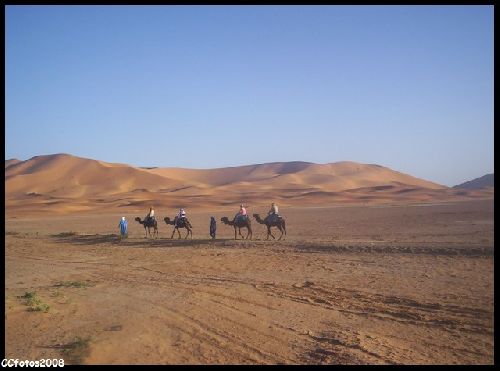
[4,199,494,365]
[5,154,493,217]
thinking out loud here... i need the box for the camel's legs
[170,228,176,239]
[234,227,238,240]
[277,226,284,241]
[177,228,182,239]
[267,226,275,240]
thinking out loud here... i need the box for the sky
[5,5,494,187]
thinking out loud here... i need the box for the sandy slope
[5,159,21,169]
[5,154,179,198]
[4,154,493,217]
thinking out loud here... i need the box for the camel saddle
[266,214,281,224]
[174,216,187,227]
[234,215,248,224]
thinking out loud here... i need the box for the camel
[164,216,193,239]
[135,217,158,238]
[220,216,252,240]
[253,213,286,241]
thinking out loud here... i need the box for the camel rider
[268,202,279,222]
[146,206,155,223]
[234,204,247,222]
[268,202,279,216]
[175,208,186,227]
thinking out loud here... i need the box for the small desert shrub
[55,281,92,288]
[5,296,13,311]
[21,291,50,312]
[22,291,38,305]
[30,302,50,312]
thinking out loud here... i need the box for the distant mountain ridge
[453,174,494,190]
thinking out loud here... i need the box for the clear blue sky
[5,5,493,187]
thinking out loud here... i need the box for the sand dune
[5,154,180,198]
[5,158,21,169]
[148,161,445,191]
[4,154,493,216]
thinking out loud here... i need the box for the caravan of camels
[133,204,286,241]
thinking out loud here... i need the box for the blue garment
[119,220,128,235]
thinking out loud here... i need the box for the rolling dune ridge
[5,154,493,216]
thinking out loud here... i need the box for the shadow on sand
[50,233,260,249]
[38,336,91,365]
[292,243,493,256]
